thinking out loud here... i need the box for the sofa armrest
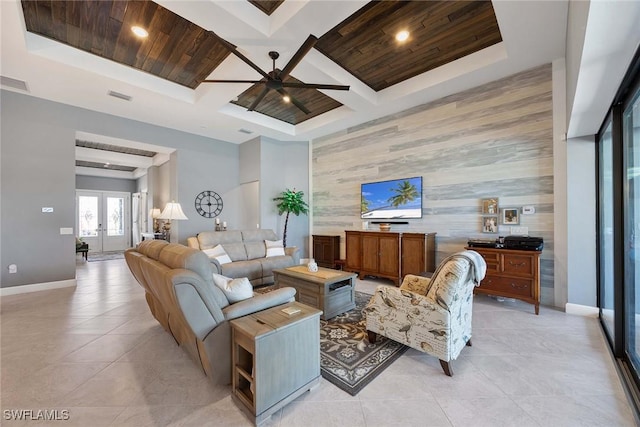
[209,258,222,274]
[223,287,296,320]
[186,236,200,249]
[285,246,300,265]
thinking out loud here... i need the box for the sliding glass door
[624,87,640,376]
[599,119,615,342]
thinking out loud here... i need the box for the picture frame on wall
[482,216,498,233]
[502,208,520,225]
[482,198,499,215]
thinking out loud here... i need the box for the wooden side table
[230,302,322,425]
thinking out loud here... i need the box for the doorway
[76,190,131,253]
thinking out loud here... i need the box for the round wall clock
[195,191,223,218]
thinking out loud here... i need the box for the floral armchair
[364,250,486,376]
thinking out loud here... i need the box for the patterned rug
[320,291,408,395]
[87,251,125,262]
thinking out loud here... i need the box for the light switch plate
[510,226,529,235]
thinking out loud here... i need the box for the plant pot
[379,223,391,232]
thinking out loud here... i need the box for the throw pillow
[212,273,253,303]
[203,244,232,265]
[265,239,285,257]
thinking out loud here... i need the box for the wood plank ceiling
[20,0,503,125]
[20,0,231,89]
[315,1,502,91]
[248,0,285,16]
[231,73,342,125]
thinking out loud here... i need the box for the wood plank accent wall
[311,64,555,305]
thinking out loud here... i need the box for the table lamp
[150,208,162,233]
[158,201,188,234]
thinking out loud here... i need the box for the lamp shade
[159,202,188,221]
[150,208,162,219]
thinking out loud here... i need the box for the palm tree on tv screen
[387,180,419,207]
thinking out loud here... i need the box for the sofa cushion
[212,274,254,303]
[223,242,248,261]
[197,230,243,250]
[245,241,266,260]
[265,239,285,257]
[241,229,278,243]
[203,245,232,265]
[259,255,296,278]
[221,260,263,282]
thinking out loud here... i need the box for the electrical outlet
[8,264,17,274]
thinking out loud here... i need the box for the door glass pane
[78,196,98,237]
[600,120,615,340]
[106,197,125,237]
[624,87,640,370]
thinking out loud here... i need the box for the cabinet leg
[466,339,472,347]
[439,359,453,376]
[367,331,377,344]
[535,304,539,315]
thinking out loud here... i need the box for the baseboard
[0,279,76,297]
[565,302,599,317]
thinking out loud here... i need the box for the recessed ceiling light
[131,26,148,38]
[282,95,291,103]
[104,163,110,168]
[396,30,410,42]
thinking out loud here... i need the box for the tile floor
[1,258,638,426]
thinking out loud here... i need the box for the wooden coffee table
[273,266,356,320]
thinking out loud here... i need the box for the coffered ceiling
[2,1,569,150]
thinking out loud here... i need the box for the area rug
[87,251,125,262]
[320,291,408,395]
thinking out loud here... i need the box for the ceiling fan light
[282,95,291,103]
[395,30,410,42]
[131,26,149,38]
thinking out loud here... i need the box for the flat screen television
[360,176,423,219]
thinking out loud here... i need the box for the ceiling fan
[204,33,349,114]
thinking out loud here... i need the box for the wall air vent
[239,128,253,134]
[107,90,132,101]
[1,76,29,92]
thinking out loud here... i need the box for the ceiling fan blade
[281,82,350,91]
[278,89,310,115]
[202,79,264,84]
[248,87,270,111]
[208,31,271,80]
[279,34,318,80]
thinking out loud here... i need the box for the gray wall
[1,93,76,288]
[261,138,310,257]
[76,175,137,193]
[312,65,556,305]
[0,90,240,288]
[567,136,597,306]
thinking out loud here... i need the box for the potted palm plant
[273,188,309,248]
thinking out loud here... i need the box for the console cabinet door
[378,233,400,277]
[345,231,361,271]
[361,233,380,272]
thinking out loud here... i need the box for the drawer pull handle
[510,283,528,289]
[508,260,527,267]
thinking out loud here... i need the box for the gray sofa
[187,229,300,286]
[124,240,296,384]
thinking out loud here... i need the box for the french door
[76,190,130,252]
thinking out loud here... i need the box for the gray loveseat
[125,240,296,384]
[187,229,300,286]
